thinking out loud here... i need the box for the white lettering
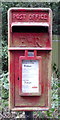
[44,14,47,20]
[13,13,48,21]
[29,14,48,20]
[13,13,26,20]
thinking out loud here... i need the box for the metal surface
[8,8,52,111]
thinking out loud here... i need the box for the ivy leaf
[3,82,9,90]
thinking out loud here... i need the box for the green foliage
[45,63,59,118]
[2,73,9,91]
[53,63,60,78]
[1,73,9,107]
[2,41,8,72]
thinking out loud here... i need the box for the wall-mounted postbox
[8,8,52,111]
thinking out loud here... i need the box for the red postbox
[8,8,52,111]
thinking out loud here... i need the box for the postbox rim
[11,22,49,27]
[8,7,52,13]
[11,107,49,111]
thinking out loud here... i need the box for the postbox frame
[8,8,52,111]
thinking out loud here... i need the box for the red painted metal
[8,8,52,111]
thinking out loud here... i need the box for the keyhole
[18,77,19,80]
